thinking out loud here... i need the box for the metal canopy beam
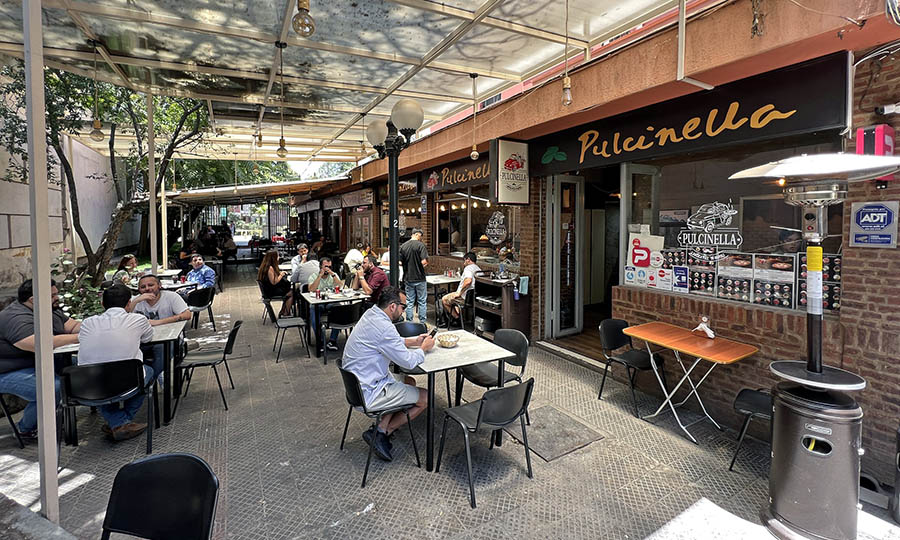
[56,0,138,90]
[256,1,298,132]
[385,0,590,49]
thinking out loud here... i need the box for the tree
[0,60,207,286]
[309,161,353,179]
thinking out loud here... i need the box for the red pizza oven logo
[504,153,525,171]
[631,239,650,267]
[426,171,439,189]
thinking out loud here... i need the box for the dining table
[407,330,516,471]
[300,290,369,355]
[54,319,189,426]
[624,321,758,444]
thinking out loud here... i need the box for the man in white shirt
[441,251,481,323]
[127,274,192,378]
[290,243,320,285]
[344,242,366,270]
[78,285,155,441]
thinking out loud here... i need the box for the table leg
[493,358,506,447]
[426,372,435,472]
[640,343,703,444]
[671,352,722,431]
[163,341,174,425]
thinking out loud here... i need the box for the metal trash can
[763,382,863,540]
[891,425,900,525]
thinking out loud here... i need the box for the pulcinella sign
[490,139,530,205]
[677,201,743,261]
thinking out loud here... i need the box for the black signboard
[530,53,849,175]
[422,155,490,192]
[377,174,419,199]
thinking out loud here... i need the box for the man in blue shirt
[341,286,434,461]
[185,254,216,290]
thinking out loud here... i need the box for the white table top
[53,320,187,354]
[415,330,514,373]
[157,269,182,278]
[278,263,292,271]
[160,281,198,291]
[301,291,368,306]
[426,274,461,286]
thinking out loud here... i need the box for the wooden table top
[624,322,757,365]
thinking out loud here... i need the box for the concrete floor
[0,265,897,539]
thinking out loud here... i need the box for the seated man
[351,254,389,305]
[290,243,319,285]
[77,284,154,441]
[441,251,481,325]
[127,274,192,378]
[184,254,216,292]
[344,242,365,270]
[217,235,237,261]
[0,279,80,440]
[307,256,342,353]
[341,287,434,461]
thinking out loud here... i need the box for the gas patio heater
[730,153,900,540]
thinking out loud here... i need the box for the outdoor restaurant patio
[0,267,895,540]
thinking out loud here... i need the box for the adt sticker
[850,201,898,248]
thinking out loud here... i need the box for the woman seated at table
[112,254,138,285]
[258,250,294,317]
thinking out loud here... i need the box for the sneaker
[326,341,339,351]
[111,422,147,442]
[19,429,38,442]
[361,426,376,447]
[373,431,393,462]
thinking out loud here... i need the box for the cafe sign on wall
[490,139,530,205]
[529,52,849,175]
[422,156,490,192]
[677,201,743,261]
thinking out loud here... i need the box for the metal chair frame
[187,287,216,331]
[175,322,242,413]
[597,319,668,418]
[729,387,773,471]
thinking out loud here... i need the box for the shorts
[367,375,420,411]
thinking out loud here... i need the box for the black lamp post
[367,99,424,287]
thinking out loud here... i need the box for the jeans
[310,306,340,349]
[0,368,61,432]
[98,366,155,429]
[405,281,427,324]
[141,343,166,380]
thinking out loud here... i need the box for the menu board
[716,252,753,303]
[752,254,796,309]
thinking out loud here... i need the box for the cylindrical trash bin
[891,425,900,525]
[763,382,863,540]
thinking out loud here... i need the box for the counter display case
[472,276,531,340]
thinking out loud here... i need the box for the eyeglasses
[397,303,407,310]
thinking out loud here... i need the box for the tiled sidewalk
[0,267,896,539]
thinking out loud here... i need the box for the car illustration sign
[677,200,743,261]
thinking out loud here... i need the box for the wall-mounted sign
[341,188,374,208]
[304,200,320,213]
[485,211,508,245]
[378,175,419,199]
[422,156,490,192]
[323,196,342,211]
[530,52,849,175]
[677,201,743,261]
[420,195,427,215]
[672,266,689,293]
[490,139,530,205]
[849,201,898,248]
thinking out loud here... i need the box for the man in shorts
[341,286,434,461]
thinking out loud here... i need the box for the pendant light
[562,0,573,106]
[469,73,479,160]
[292,0,316,37]
[89,41,104,142]
[275,42,288,158]
[251,134,261,175]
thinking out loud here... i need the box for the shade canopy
[0,0,681,162]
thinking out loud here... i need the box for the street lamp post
[367,99,424,288]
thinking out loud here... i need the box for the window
[381,199,422,247]
[347,206,372,248]
[436,191,468,256]
[469,186,520,269]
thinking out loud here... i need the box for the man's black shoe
[362,426,376,447]
[373,431,393,461]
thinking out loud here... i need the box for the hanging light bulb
[256,133,263,147]
[451,203,457,210]
[473,201,478,208]
[440,204,446,212]
[469,73,479,160]
[562,0,573,107]
[276,42,288,158]
[486,201,491,208]
[89,41,104,142]
[292,0,316,37]
[461,202,466,209]
[253,163,261,175]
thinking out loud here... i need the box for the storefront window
[348,206,372,247]
[469,186,520,269]
[381,199,422,247]
[436,191,468,256]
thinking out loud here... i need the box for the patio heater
[367,100,424,287]
[731,153,900,540]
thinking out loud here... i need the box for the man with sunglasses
[341,286,435,462]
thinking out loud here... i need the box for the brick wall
[610,50,900,481]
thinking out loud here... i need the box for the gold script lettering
[682,117,702,140]
[706,102,748,137]
[578,130,599,164]
[750,104,797,128]
[655,128,683,146]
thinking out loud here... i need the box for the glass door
[546,175,584,338]
[619,163,661,284]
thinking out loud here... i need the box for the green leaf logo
[541,146,559,165]
[554,151,567,161]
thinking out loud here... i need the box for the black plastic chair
[61,359,157,454]
[100,453,219,540]
[457,328,530,423]
[0,394,24,449]
[597,319,667,418]
[321,301,363,365]
[436,378,535,508]
[729,388,773,471]
[338,367,421,488]
[257,279,287,325]
[186,287,216,331]
[274,315,310,362]
[175,321,243,413]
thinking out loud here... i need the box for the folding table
[624,321,758,444]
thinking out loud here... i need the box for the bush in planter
[51,249,104,320]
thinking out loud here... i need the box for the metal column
[147,93,157,273]
[388,151,400,287]
[160,173,168,269]
[23,0,59,522]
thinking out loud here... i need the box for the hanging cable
[562,0,572,106]
[470,73,479,160]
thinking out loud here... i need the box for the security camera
[875,103,899,115]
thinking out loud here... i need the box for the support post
[388,151,400,287]
[147,93,157,273]
[23,0,59,522]
[267,197,272,240]
[160,173,167,269]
